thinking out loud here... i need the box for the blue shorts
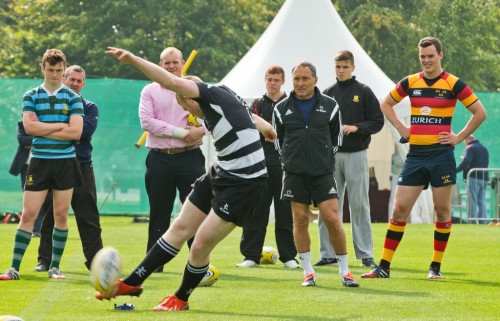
[282,172,338,205]
[398,148,456,189]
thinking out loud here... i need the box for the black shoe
[428,266,442,279]
[313,258,338,266]
[361,258,377,268]
[33,263,49,272]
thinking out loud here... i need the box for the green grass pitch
[1,216,499,320]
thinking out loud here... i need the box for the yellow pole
[134,132,148,148]
[182,49,198,75]
[134,49,199,148]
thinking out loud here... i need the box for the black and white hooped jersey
[195,82,267,179]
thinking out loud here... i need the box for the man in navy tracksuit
[273,61,359,288]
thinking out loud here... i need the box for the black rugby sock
[174,262,209,302]
[124,238,179,286]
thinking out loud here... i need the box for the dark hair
[419,37,442,53]
[335,50,354,65]
[41,49,66,67]
[292,61,317,78]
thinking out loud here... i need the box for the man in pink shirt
[139,47,207,272]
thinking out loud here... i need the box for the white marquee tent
[217,0,434,223]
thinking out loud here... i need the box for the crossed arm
[23,112,83,141]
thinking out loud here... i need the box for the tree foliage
[334,0,499,91]
[0,0,498,91]
[0,0,283,82]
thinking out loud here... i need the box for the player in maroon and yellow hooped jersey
[361,37,486,280]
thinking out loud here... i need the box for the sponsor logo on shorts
[441,174,451,184]
[26,175,34,186]
[219,203,230,215]
[284,190,294,198]
[328,187,337,194]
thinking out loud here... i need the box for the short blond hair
[160,47,183,61]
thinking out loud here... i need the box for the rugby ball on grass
[260,246,279,264]
[90,247,122,295]
[199,264,219,287]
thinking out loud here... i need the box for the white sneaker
[283,260,300,269]
[48,267,66,280]
[235,260,259,268]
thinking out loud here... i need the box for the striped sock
[49,227,68,269]
[431,221,452,269]
[12,229,32,271]
[379,219,406,270]
[175,262,209,302]
[124,238,180,286]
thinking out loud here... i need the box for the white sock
[298,251,315,275]
[336,254,349,277]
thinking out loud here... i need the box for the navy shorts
[398,148,456,189]
[282,172,338,205]
[24,157,83,191]
[188,165,267,227]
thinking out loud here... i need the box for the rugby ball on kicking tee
[199,264,219,287]
[260,246,279,265]
[90,247,122,295]
[0,316,24,321]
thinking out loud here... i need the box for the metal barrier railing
[465,168,500,224]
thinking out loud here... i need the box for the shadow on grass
[207,269,302,284]
[161,308,357,321]
[19,272,91,286]
[380,266,500,287]
[204,270,429,299]
[430,275,500,288]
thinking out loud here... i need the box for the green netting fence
[1,78,152,215]
[0,78,498,215]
